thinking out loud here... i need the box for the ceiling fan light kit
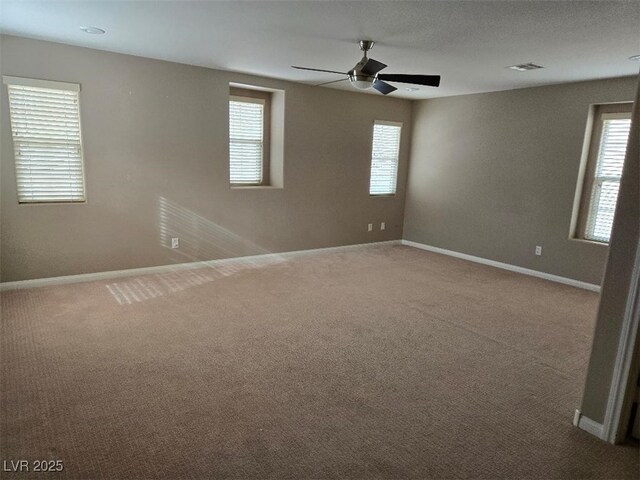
[292,40,441,95]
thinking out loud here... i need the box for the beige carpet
[1,244,637,479]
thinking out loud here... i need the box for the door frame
[602,238,640,443]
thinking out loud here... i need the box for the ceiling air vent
[505,63,544,72]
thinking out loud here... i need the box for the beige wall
[404,77,637,285]
[0,36,412,282]
[581,74,639,425]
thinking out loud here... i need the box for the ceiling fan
[292,40,440,95]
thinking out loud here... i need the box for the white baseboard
[573,409,605,440]
[0,240,401,291]
[401,239,600,292]
[1,239,600,293]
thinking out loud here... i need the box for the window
[229,84,284,188]
[369,121,402,196]
[229,97,264,184]
[4,76,86,203]
[575,103,632,243]
[229,89,270,185]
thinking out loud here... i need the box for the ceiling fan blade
[361,58,387,76]
[377,74,441,87]
[315,78,348,87]
[292,66,347,75]
[372,80,397,95]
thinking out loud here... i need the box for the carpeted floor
[1,244,637,479]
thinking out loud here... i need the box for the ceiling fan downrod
[359,40,375,56]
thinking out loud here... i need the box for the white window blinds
[229,98,264,185]
[4,76,85,203]
[585,115,631,243]
[369,121,401,196]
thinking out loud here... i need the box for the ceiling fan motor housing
[348,57,376,89]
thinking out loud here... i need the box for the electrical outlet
[380,222,386,231]
[171,237,180,249]
[535,245,542,256]
[367,223,373,232]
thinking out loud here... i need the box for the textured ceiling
[1,1,639,99]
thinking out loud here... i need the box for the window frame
[229,88,271,187]
[369,120,402,197]
[3,75,87,205]
[574,102,632,244]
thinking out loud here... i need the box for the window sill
[568,237,609,247]
[230,185,283,190]
[369,194,397,198]
[18,201,87,206]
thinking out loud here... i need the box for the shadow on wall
[104,196,286,306]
